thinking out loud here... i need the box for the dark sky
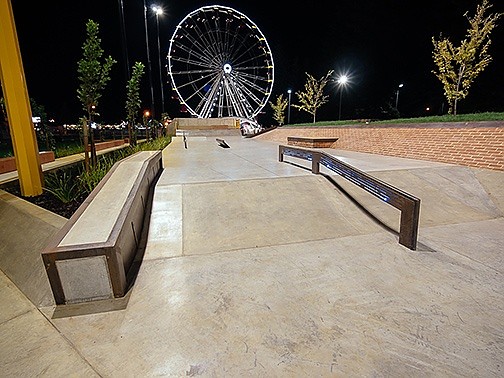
[10,0,504,124]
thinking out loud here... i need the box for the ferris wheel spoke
[217,90,225,117]
[234,73,269,95]
[230,39,264,67]
[222,78,241,117]
[222,19,232,62]
[174,30,218,66]
[233,69,272,83]
[170,68,217,75]
[182,72,221,102]
[195,73,223,116]
[175,71,218,90]
[206,14,225,59]
[227,77,253,118]
[186,12,219,57]
[233,76,264,108]
[234,52,271,69]
[223,23,247,62]
[193,14,221,60]
[171,42,216,68]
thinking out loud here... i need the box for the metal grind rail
[279,145,420,250]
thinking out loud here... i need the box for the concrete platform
[1,136,503,376]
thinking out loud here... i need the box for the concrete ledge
[287,136,338,148]
[0,151,55,174]
[42,150,162,305]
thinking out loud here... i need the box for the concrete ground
[1,135,503,376]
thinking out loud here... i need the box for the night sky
[10,0,504,125]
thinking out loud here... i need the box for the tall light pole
[337,75,348,121]
[287,89,292,124]
[152,5,165,115]
[395,83,404,109]
[143,0,155,118]
[117,0,130,80]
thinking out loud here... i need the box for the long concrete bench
[42,150,162,305]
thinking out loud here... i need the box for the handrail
[279,145,420,250]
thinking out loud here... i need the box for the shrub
[44,171,82,203]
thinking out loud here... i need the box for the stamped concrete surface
[1,135,503,376]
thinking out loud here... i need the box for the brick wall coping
[281,120,503,129]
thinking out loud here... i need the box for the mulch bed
[1,181,85,219]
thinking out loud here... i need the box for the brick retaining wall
[0,151,55,174]
[257,121,504,171]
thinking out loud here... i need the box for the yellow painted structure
[0,0,43,196]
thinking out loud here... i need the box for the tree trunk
[313,111,316,123]
[453,65,465,116]
[82,117,90,173]
[128,121,132,146]
[90,128,97,167]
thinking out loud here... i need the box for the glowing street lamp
[337,74,349,121]
[152,5,166,115]
[287,89,292,124]
[395,83,404,109]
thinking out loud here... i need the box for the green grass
[54,142,85,158]
[287,112,504,127]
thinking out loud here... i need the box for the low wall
[94,139,127,151]
[0,151,55,174]
[257,121,504,171]
[173,117,240,130]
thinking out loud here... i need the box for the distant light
[287,89,292,94]
[398,83,404,88]
[144,110,150,117]
[426,107,430,111]
[152,5,163,15]
[338,75,349,85]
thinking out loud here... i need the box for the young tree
[269,94,288,126]
[432,0,502,115]
[77,19,116,170]
[30,99,55,152]
[293,70,334,123]
[125,62,145,146]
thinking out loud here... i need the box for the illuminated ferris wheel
[167,5,274,119]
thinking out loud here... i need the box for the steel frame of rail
[279,145,420,250]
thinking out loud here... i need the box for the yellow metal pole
[0,0,43,196]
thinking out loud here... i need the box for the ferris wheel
[167,5,274,119]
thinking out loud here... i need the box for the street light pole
[337,75,348,121]
[287,89,292,124]
[143,0,155,118]
[152,5,165,115]
[395,83,404,109]
[117,0,130,80]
